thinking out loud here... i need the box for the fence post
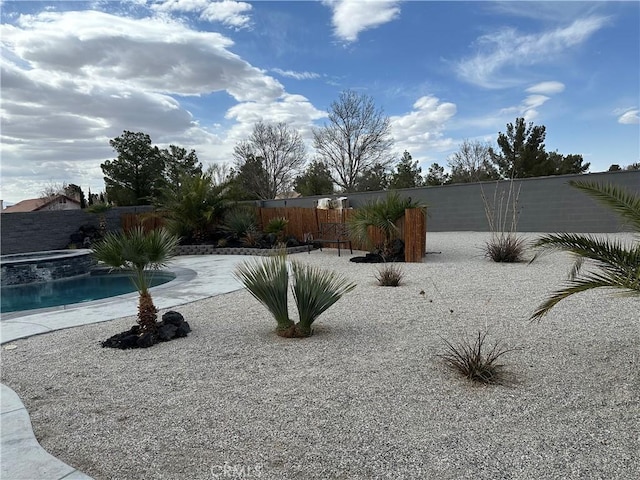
[404,208,426,263]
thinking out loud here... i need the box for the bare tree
[447,139,500,184]
[313,90,394,192]
[233,121,307,199]
[207,163,231,187]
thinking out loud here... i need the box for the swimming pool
[0,270,176,313]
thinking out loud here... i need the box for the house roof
[2,195,81,213]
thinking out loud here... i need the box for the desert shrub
[234,254,355,338]
[485,232,527,263]
[241,227,263,247]
[481,179,527,262]
[375,263,404,286]
[223,206,258,240]
[265,217,289,235]
[439,330,516,385]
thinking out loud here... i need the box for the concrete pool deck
[0,254,247,480]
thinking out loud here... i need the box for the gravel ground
[1,232,638,480]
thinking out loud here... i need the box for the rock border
[175,245,310,256]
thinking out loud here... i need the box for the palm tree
[92,227,179,331]
[156,172,227,242]
[348,191,425,257]
[530,180,640,320]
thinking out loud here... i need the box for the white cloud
[323,0,401,42]
[0,9,303,202]
[526,81,565,95]
[389,96,457,159]
[617,108,640,125]
[272,68,320,80]
[456,16,609,88]
[152,0,253,28]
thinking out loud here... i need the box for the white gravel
[1,232,638,480]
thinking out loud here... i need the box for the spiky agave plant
[234,253,295,335]
[235,254,355,337]
[92,227,179,331]
[530,180,640,320]
[291,261,356,337]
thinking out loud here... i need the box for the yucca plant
[235,254,355,337]
[291,261,356,336]
[222,206,258,240]
[234,253,294,334]
[530,180,640,320]
[439,330,516,385]
[348,191,425,257]
[92,227,179,331]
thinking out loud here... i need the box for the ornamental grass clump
[375,263,404,287]
[235,253,355,338]
[439,330,516,385]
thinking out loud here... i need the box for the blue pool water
[0,271,176,313]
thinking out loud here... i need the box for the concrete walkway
[1,255,247,480]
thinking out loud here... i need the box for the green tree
[64,183,87,208]
[547,151,590,175]
[425,163,449,186]
[531,181,640,320]
[101,131,165,206]
[608,164,622,172]
[313,90,394,192]
[355,163,389,192]
[491,118,549,178]
[294,160,335,196]
[161,145,202,196]
[389,151,424,189]
[92,227,179,332]
[233,121,306,199]
[225,155,268,201]
[448,139,500,183]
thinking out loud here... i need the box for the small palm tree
[157,172,227,242]
[92,227,180,331]
[348,191,425,256]
[530,180,640,320]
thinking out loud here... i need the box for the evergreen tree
[389,151,424,189]
[294,160,334,196]
[490,118,549,178]
[101,131,164,206]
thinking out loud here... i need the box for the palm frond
[234,254,292,330]
[532,233,639,271]
[569,180,640,232]
[531,268,640,320]
[291,261,356,335]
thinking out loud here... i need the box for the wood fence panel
[121,213,166,232]
[404,208,426,262]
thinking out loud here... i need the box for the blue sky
[1,0,638,204]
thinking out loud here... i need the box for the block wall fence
[1,171,638,255]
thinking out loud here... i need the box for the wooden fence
[122,207,427,262]
[258,207,426,262]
